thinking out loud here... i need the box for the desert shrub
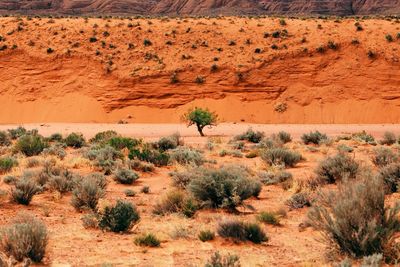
[0,157,18,174]
[134,233,160,247]
[219,150,243,158]
[285,192,311,210]
[0,213,47,262]
[257,211,280,225]
[182,107,218,136]
[244,222,268,244]
[361,253,383,266]
[0,131,11,146]
[64,132,85,148]
[8,127,27,140]
[26,157,41,168]
[205,251,240,267]
[14,134,48,156]
[3,175,17,184]
[154,133,182,151]
[48,169,78,193]
[98,200,140,232]
[386,34,394,42]
[380,132,397,145]
[308,175,400,258]
[141,186,150,194]
[81,213,99,229]
[128,159,155,172]
[352,131,375,144]
[337,144,354,153]
[36,160,60,186]
[217,219,267,244]
[42,143,67,159]
[169,147,205,166]
[273,131,292,144]
[71,178,105,211]
[85,145,123,173]
[124,189,136,197]
[108,137,140,150]
[301,131,328,145]
[188,165,261,210]
[234,128,264,143]
[257,138,282,149]
[261,148,302,167]
[258,170,293,188]
[372,147,398,167]
[48,133,63,142]
[90,130,118,144]
[143,39,152,46]
[84,173,108,190]
[129,146,170,167]
[153,190,198,218]
[114,168,139,185]
[198,230,215,242]
[11,178,41,205]
[378,163,400,194]
[315,153,359,184]
[170,169,196,189]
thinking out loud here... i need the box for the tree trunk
[196,124,205,136]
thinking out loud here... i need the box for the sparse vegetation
[134,233,160,247]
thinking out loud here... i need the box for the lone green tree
[183,107,218,136]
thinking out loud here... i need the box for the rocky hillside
[0,0,400,16]
[0,16,400,123]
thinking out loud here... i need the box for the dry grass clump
[134,233,160,247]
[205,251,240,267]
[301,131,328,145]
[372,147,398,167]
[169,147,205,166]
[378,163,400,194]
[153,189,198,218]
[315,153,359,184]
[217,218,268,244]
[308,174,400,259]
[113,168,139,184]
[71,175,106,211]
[261,148,302,168]
[11,177,41,205]
[380,131,397,145]
[0,213,48,262]
[234,128,264,143]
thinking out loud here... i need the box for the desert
[0,7,400,267]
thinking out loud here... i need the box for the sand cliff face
[0,16,399,123]
[0,0,400,15]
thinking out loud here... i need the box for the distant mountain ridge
[0,0,400,16]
